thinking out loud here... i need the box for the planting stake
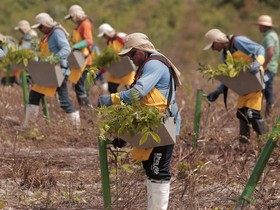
[192,89,204,149]
[235,116,280,209]
[98,137,112,209]
[41,96,50,120]
[21,70,29,106]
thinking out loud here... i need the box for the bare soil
[0,75,280,210]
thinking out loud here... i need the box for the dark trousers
[263,70,275,106]
[142,144,174,181]
[108,82,119,94]
[74,69,88,98]
[29,76,76,113]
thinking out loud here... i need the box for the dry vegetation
[0,71,279,210]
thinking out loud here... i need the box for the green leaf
[139,131,150,145]
[150,131,161,143]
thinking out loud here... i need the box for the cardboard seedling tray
[216,70,265,96]
[120,117,176,149]
[68,50,86,69]
[27,61,64,87]
[106,57,135,78]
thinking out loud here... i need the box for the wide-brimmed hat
[118,33,156,56]
[32,13,57,28]
[256,15,276,27]
[119,32,182,86]
[64,4,84,20]
[97,23,116,38]
[203,29,228,50]
[14,20,31,34]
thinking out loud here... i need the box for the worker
[256,15,279,117]
[204,28,266,144]
[97,32,181,210]
[97,23,135,93]
[23,13,80,128]
[14,19,38,50]
[64,4,93,107]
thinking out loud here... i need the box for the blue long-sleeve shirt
[47,26,71,75]
[119,54,181,135]
[222,35,265,62]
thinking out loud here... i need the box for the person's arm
[72,20,93,50]
[53,29,71,60]
[117,60,167,104]
[263,46,274,70]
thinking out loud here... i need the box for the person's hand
[97,95,112,107]
[207,90,221,102]
[250,61,261,74]
[112,138,127,149]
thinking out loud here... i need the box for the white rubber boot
[67,111,81,129]
[23,104,39,127]
[147,179,170,210]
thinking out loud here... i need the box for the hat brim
[97,32,104,37]
[31,23,40,29]
[64,14,71,20]
[256,22,276,27]
[203,43,212,50]
[118,47,133,56]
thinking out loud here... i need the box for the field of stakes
[0,74,280,209]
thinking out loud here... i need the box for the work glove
[250,61,261,74]
[97,95,112,107]
[72,40,88,50]
[207,84,224,102]
[112,138,127,149]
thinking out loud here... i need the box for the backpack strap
[133,55,174,115]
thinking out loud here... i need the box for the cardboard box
[67,50,86,69]
[120,117,176,149]
[106,57,135,78]
[27,61,64,87]
[216,70,265,96]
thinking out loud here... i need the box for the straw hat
[256,15,276,27]
[203,29,228,50]
[14,20,31,34]
[64,5,84,20]
[118,32,182,86]
[32,13,57,28]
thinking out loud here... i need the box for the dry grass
[0,75,280,209]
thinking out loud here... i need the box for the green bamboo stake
[21,70,29,106]
[192,89,204,149]
[41,96,50,120]
[98,137,112,209]
[235,116,280,209]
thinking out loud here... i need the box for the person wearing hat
[98,32,181,210]
[97,23,135,93]
[64,4,93,107]
[0,33,20,86]
[256,15,279,117]
[23,12,80,128]
[14,20,38,50]
[204,28,266,144]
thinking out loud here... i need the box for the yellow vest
[231,50,263,111]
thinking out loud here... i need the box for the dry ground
[0,74,280,210]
